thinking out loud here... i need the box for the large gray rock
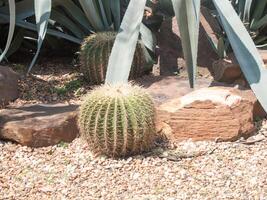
[0,66,19,106]
[0,104,79,147]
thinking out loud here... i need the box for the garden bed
[0,57,267,199]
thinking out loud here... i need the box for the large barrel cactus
[80,32,153,84]
[78,83,156,158]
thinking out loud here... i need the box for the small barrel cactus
[78,83,156,158]
[80,32,153,84]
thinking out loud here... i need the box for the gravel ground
[1,62,266,199]
[1,127,267,200]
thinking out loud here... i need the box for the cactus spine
[80,32,153,84]
[78,84,156,158]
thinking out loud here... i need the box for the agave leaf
[53,0,93,33]
[217,37,226,59]
[140,23,156,52]
[236,0,245,19]
[97,0,109,28]
[0,0,34,20]
[101,0,112,25]
[15,19,82,44]
[0,49,8,62]
[252,14,267,30]
[255,36,267,45]
[213,0,267,112]
[172,0,201,88]
[257,43,267,49]
[243,0,253,23]
[27,0,51,73]
[0,0,15,62]
[0,7,82,44]
[110,0,121,31]
[50,9,85,38]
[79,0,105,31]
[250,0,267,30]
[6,28,25,57]
[105,0,146,84]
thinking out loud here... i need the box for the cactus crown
[80,32,153,85]
[78,83,156,158]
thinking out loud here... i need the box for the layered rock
[156,87,261,142]
[0,104,79,147]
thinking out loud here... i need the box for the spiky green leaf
[213,0,267,112]
[27,0,51,73]
[0,0,15,62]
[105,0,146,84]
[171,0,201,88]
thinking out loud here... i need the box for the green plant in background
[0,0,156,73]
[78,83,156,158]
[52,79,82,96]
[0,0,121,70]
[105,0,267,113]
[80,32,153,84]
[202,0,267,57]
[231,0,267,49]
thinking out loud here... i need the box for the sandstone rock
[138,76,212,105]
[156,87,258,142]
[212,51,267,84]
[0,104,79,147]
[212,54,242,83]
[0,66,19,106]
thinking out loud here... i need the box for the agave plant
[231,0,267,49]
[202,0,267,57]
[0,0,121,70]
[105,0,267,112]
[0,0,155,72]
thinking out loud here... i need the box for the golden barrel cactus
[80,32,153,84]
[78,83,156,158]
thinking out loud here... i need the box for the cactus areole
[78,83,156,158]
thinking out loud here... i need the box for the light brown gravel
[1,62,266,199]
[1,129,267,200]
[6,60,90,108]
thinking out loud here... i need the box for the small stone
[242,134,266,145]
[212,54,242,83]
[52,94,58,101]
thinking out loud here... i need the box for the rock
[0,104,79,147]
[156,87,258,142]
[0,66,19,106]
[212,54,242,83]
[212,51,267,85]
[138,76,212,105]
[235,88,267,120]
